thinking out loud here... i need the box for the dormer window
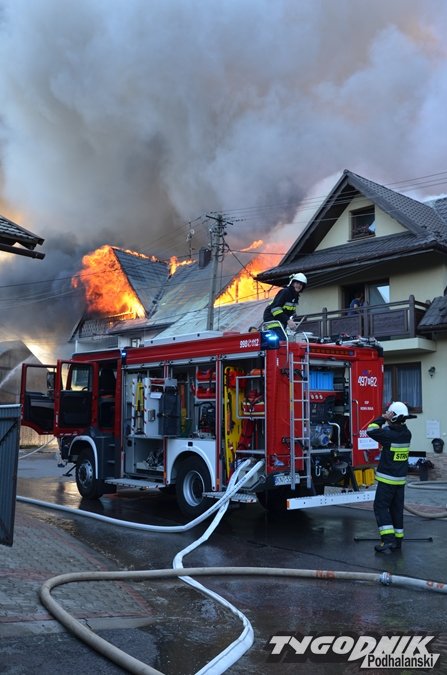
[351,207,375,240]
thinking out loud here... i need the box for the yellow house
[257,169,447,468]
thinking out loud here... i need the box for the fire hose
[405,480,447,519]
[17,453,447,675]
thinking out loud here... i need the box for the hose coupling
[379,571,392,586]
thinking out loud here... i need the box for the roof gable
[113,248,169,316]
[258,169,447,284]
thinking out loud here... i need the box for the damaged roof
[71,247,248,340]
[257,169,447,285]
[0,215,45,259]
[113,248,168,316]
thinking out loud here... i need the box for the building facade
[257,169,447,465]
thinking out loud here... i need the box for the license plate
[273,474,291,486]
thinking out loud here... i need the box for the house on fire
[70,246,271,351]
[257,168,447,462]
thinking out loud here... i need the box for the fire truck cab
[21,330,383,516]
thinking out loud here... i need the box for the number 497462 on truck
[20,330,383,516]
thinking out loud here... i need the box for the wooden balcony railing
[297,295,429,341]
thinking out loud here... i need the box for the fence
[0,404,21,546]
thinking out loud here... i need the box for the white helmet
[289,272,307,287]
[386,401,409,422]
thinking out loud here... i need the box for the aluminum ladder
[288,341,312,490]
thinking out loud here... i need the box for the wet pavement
[1,450,447,674]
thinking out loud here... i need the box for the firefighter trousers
[373,481,405,544]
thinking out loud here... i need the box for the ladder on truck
[287,338,377,511]
[288,341,312,490]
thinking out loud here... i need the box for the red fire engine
[20,330,383,516]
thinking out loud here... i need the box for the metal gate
[0,404,21,546]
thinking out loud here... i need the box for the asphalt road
[3,450,447,674]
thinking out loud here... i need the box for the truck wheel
[75,449,104,499]
[176,456,213,517]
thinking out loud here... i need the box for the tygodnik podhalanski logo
[264,632,441,669]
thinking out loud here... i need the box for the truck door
[20,363,57,435]
[351,357,383,465]
[54,361,94,434]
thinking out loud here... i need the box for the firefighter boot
[374,539,395,555]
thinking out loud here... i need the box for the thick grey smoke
[0,0,446,357]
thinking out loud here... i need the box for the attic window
[350,207,375,240]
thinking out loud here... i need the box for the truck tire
[75,449,105,499]
[175,456,213,517]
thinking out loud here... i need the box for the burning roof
[70,243,281,342]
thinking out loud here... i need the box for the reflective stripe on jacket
[366,417,411,485]
[263,286,300,327]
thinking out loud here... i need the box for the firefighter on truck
[20,329,384,517]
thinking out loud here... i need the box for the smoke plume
[0,0,446,358]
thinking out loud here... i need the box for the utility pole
[206,213,227,330]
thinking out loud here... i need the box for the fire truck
[20,330,383,516]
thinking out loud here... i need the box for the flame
[241,240,263,252]
[169,255,193,275]
[72,245,146,318]
[215,248,283,306]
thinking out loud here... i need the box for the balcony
[298,295,430,344]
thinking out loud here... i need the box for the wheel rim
[183,469,205,507]
[78,458,94,490]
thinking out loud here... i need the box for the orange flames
[215,243,282,306]
[72,245,146,319]
[73,240,282,320]
[169,255,193,275]
[241,240,264,252]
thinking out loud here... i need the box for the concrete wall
[391,264,447,304]
[382,338,447,459]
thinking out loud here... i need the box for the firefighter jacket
[263,286,300,327]
[366,417,412,485]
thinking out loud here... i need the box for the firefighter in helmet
[262,272,307,340]
[366,401,413,554]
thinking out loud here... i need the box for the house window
[383,363,422,413]
[351,207,375,240]
[344,280,389,311]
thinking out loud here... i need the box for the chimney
[199,247,211,268]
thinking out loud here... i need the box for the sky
[0,0,447,359]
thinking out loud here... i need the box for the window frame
[383,362,422,414]
[350,206,376,240]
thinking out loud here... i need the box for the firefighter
[262,272,307,339]
[366,401,413,555]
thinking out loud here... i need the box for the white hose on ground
[172,464,254,675]
[407,480,447,490]
[19,459,447,674]
[405,480,447,519]
[21,459,260,674]
[18,438,55,459]
[17,459,264,533]
[39,566,447,675]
